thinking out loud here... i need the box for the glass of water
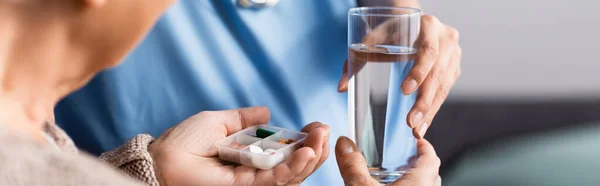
[347,7,421,183]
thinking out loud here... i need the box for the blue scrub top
[55,0,354,185]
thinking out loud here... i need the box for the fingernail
[336,136,357,156]
[402,79,417,95]
[338,73,348,92]
[410,112,423,128]
[416,122,429,139]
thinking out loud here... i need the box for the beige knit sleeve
[99,134,159,186]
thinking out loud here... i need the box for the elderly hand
[148,106,330,186]
[335,136,441,186]
[338,14,462,138]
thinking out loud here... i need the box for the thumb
[390,139,441,186]
[335,136,379,186]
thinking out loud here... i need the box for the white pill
[252,150,285,170]
[248,145,263,153]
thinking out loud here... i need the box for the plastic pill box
[216,125,307,170]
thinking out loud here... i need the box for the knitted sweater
[0,122,158,186]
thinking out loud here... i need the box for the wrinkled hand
[335,137,441,186]
[338,15,462,138]
[149,106,330,186]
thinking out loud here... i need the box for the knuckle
[437,86,450,101]
[453,47,462,79]
[429,68,444,87]
[235,109,245,126]
[340,159,361,173]
[456,46,463,58]
[447,27,460,42]
[438,92,448,101]
[411,67,429,82]
[425,108,438,121]
[419,41,439,59]
[422,99,433,108]
[414,101,432,111]
[421,15,438,25]
[433,156,442,168]
[425,111,436,121]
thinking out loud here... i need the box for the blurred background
[421,0,600,185]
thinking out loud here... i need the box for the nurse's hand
[148,106,330,186]
[337,14,462,138]
[335,136,441,186]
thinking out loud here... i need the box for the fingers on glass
[407,73,436,130]
[407,36,455,136]
[412,48,460,138]
[415,139,440,168]
[402,15,442,95]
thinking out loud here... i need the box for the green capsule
[256,128,275,138]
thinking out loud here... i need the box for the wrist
[99,134,160,185]
[148,142,166,186]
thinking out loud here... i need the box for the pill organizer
[216,125,307,170]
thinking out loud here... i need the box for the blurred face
[70,0,174,70]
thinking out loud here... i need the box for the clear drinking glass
[347,7,421,183]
